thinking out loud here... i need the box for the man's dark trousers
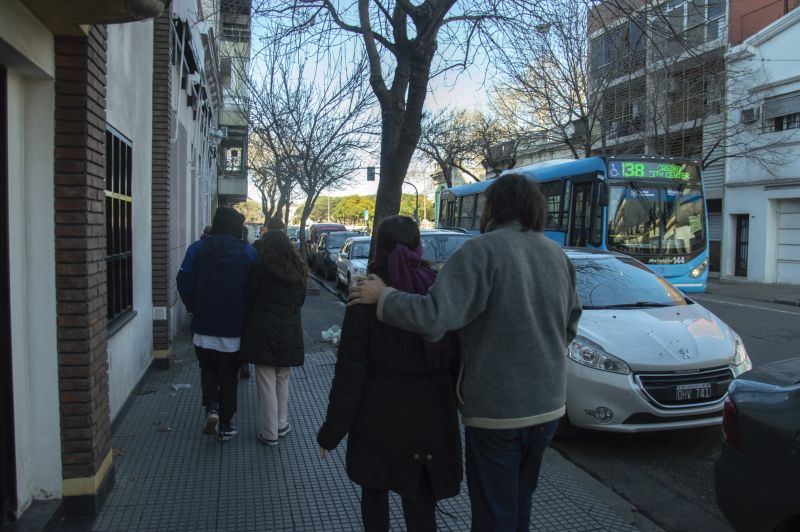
[465,419,559,532]
[195,346,240,423]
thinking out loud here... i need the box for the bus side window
[541,181,562,230]
[460,194,476,230]
[591,182,604,246]
[475,193,487,230]
[438,199,447,225]
[561,180,572,230]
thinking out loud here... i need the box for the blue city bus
[437,155,709,292]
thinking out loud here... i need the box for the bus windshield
[607,182,705,257]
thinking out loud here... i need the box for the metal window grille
[105,128,134,325]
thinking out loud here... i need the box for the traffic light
[367,166,376,181]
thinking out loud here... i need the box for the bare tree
[252,0,553,230]
[248,135,281,220]
[238,46,376,259]
[417,108,482,187]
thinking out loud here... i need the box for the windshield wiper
[585,301,674,310]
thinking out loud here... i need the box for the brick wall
[53,26,112,484]
[730,0,800,45]
[151,8,174,357]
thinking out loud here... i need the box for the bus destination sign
[608,161,694,181]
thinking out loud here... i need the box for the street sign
[364,209,369,221]
[367,166,376,181]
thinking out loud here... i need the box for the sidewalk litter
[321,325,341,345]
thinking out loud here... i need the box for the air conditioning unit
[740,107,760,124]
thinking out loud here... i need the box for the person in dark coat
[239,230,307,446]
[317,215,462,532]
[177,206,257,442]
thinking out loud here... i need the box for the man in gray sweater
[349,173,582,531]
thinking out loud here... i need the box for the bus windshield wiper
[586,301,674,309]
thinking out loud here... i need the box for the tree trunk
[372,47,434,232]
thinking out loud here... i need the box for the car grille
[635,366,734,409]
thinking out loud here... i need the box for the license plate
[675,383,712,401]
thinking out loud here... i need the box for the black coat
[239,263,306,367]
[317,304,462,501]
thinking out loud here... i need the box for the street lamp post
[403,180,419,225]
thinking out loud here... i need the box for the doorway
[568,182,593,247]
[0,63,18,523]
[735,214,749,277]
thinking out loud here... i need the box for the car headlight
[568,336,631,375]
[732,335,752,369]
[354,266,367,276]
[689,258,709,278]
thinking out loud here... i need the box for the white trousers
[255,365,290,440]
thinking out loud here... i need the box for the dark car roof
[311,223,346,230]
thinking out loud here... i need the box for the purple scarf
[374,244,436,294]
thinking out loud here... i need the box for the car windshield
[325,234,352,249]
[572,256,688,309]
[351,242,370,259]
[287,228,299,238]
[421,234,470,264]
[607,182,706,257]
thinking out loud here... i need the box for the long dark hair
[480,173,546,233]
[368,215,426,278]
[259,230,308,287]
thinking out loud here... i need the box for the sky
[245,7,494,203]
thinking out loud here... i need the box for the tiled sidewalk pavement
[72,293,646,531]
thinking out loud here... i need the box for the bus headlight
[690,258,709,278]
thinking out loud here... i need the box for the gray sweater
[377,222,582,429]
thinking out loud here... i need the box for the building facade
[588,0,729,271]
[0,0,234,523]
[723,7,800,284]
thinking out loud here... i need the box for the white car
[336,236,371,290]
[561,249,752,435]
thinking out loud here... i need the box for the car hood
[350,259,368,270]
[578,303,737,372]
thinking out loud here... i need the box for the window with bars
[105,128,133,326]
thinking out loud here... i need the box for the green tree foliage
[233,200,265,224]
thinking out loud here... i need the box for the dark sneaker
[203,410,219,436]
[258,433,278,446]
[217,423,238,442]
[278,424,291,437]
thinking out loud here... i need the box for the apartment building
[587,0,799,280]
[723,4,800,284]
[588,0,728,270]
[1,0,235,524]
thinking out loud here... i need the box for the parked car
[287,226,301,250]
[558,248,752,437]
[419,229,472,270]
[336,236,371,289]
[715,358,800,532]
[306,223,346,266]
[314,231,364,280]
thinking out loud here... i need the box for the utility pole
[326,195,330,222]
[403,180,419,225]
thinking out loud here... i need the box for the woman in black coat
[240,230,307,446]
[317,216,461,532]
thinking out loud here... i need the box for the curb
[310,273,347,304]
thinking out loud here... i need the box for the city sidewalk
[706,277,800,306]
[56,287,660,532]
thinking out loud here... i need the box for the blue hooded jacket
[177,234,258,338]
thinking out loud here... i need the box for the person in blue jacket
[177,206,257,442]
